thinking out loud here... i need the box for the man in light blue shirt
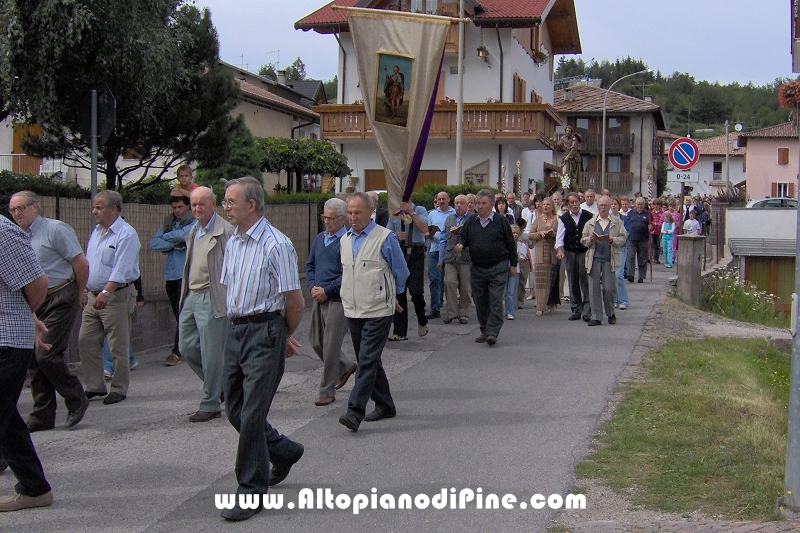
[149,191,195,366]
[426,191,455,318]
[79,191,140,405]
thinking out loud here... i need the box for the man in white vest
[338,192,409,433]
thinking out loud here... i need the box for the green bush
[0,171,91,217]
[700,266,789,328]
[409,183,492,211]
[117,177,174,205]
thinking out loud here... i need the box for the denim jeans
[224,316,302,495]
[102,337,137,374]
[615,244,630,306]
[505,273,518,316]
[345,315,395,422]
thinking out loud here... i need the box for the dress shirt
[555,212,581,249]
[195,212,216,240]
[0,216,44,348]
[387,205,428,245]
[438,211,470,264]
[580,202,599,216]
[85,216,140,291]
[27,215,83,287]
[479,211,495,227]
[427,206,455,252]
[221,217,301,317]
[324,225,347,247]
[346,220,409,293]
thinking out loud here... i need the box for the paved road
[3,264,670,532]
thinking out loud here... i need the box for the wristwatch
[101,289,111,298]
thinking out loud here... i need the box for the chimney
[277,70,287,85]
[564,88,574,102]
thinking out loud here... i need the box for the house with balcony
[295,0,581,193]
[736,122,799,200]
[692,132,745,198]
[552,82,666,198]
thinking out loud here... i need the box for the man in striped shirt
[219,177,305,522]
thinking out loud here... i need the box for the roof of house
[696,132,745,157]
[295,0,580,53]
[737,122,799,146]
[553,84,665,130]
[235,79,319,121]
[286,79,328,106]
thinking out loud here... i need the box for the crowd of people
[0,170,710,519]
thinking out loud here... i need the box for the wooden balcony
[315,103,561,150]
[580,171,634,191]
[576,133,635,154]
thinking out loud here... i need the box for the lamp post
[601,68,651,191]
[456,0,465,184]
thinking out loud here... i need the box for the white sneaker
[506,314,515,320]
[103,370,112,380]
[619,304,628,310]
[130,361,139,370]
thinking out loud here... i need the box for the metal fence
[35,196,318,299]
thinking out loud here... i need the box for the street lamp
[601,68,651,191]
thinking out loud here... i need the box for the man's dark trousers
[347,315,395,422]
[0,347,51,497]
[470,261,508,337]
[224,316,303,495]
[28,282,86,428]
[393,246,427,336]
[627,240,648,281]
[165,279,182,356]
[563,250,589,317]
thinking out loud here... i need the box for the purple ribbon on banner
[402,52,445,202]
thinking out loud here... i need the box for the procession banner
[346,7,451,215]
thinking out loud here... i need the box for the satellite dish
[734,123,743,132]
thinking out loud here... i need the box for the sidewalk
[3,255,795,532]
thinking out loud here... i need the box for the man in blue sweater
[306,198,356,407]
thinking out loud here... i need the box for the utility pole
[455,0,464,184]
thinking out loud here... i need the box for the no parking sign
[668,137,700,171]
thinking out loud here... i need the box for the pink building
[737,122,799,199]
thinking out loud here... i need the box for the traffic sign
[667,171,699,183]
[668,137,700,171]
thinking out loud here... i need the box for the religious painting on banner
[346,7,451,216]
[376,54,413,127]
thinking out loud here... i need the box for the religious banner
[346,7,451,215]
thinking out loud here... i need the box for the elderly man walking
[0,215,53,512]
[387,200,429,340]
[581,196,627,326]
[305,197,356,407]
[439,194,473,324]
[626,197,650,283]
[455,189,517,346]
[79,191,140,405]
[338,192,409,432]
[9,191,89,431]
[219,177,305,521]
[178,187,234,423]
[556,192,593,322]
[426,191,454,319]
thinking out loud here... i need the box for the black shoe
[569,313,581,321]
[588,319,602,326]
[221,503,263,521]
[608,315,617,325]
[486,335,497,346]
[443,317,453,324]
[85,390,107,400]
[364,407,396,422]
[269,444,304,486]
[638,278,644,283]
[582,314,590,323]
[626,276,634,283]
[425,311,440,319]
[339,413,360,432]
[475,334,487,343]
[103,392,126,405]
[26,420,54,433]
[65,398,90,428]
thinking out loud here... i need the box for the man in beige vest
[179,187,234,422]
[338,192,409,433]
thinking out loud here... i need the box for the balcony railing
[0,153,42,174]
[315,103,561,148]
[576,133,635,154]
[580,171,634,191]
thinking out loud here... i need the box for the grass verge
[576,337,789,520]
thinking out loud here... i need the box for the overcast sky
[198,0,794,87]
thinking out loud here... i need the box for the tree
[323,75,338,102]
[255,137,351,193]
[259,63,277,81]
[285,57,307,81]
[196,115,263,199]
[2,1,241,191]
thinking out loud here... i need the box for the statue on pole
[557,126,582,190]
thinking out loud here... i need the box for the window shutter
[778,147,790,165]
[772,183,779,196]
[790,183,796,198]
